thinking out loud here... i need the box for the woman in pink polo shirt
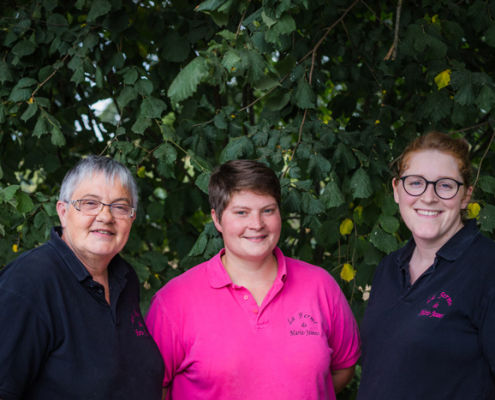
[146,160,361,399]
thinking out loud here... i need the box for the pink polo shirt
[145,247,361,399]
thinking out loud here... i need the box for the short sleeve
[328,285,361,371]
[0,289,50,400]
[145,292,186,387]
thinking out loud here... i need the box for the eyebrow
[229,203,278,210]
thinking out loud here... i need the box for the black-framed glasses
[67,199,135,219]
[399,175,464,200]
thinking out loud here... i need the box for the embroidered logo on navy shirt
[287,312,320,336]
[130,309,149,337]
[418,291,452,319]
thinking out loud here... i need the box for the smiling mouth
[244,235,267,240]
[92,230,115,235]
[416,210,441,216]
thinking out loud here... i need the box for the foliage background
[2,0,495,396]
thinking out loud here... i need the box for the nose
[421,182,438,202]
[96,204,115,221]
[249,212,265,230]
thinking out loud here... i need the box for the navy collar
[48,226,128,282]
[395,219,480,270]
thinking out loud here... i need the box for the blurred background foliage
[2,0,495,395]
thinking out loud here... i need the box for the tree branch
[383,0,403,60]
[472,129,495,192]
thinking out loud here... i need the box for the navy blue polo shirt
[0,227,164,400]
[358,220,495,399]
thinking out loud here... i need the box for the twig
[31,54,69,98]
[235,0,251,40]
[472,129,495,192]
[360,0,393,30]
[450,119,495,134]
[383,0,403,60]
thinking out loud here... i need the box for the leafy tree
[2,0,495,395]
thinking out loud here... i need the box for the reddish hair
[394,131,471,185]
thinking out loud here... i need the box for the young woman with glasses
[358,131,495,399]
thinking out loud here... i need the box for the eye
[437,180,455,191]
[235,211,247,216]
[113,204,129,211]
[263,208,275,214]
[82,200,99,206]
[408,179,424,187]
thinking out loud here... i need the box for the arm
[331,365,356,394]
[162,387,168,400]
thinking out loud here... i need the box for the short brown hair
[209,160,281,222]
[394,131,471,185]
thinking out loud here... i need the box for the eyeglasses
[399,175,464,200]
[67,199,135,219]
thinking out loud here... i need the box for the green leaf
[282,187,301,213]
[479,204,495,233]
[168,57,210,104]
[293,80,315,109]
[117,86,138,108]
[15,191,35,214]
[265,90,291,111]
[135,79,153,96]
[8,88,31,102]
[379,214,400,234]
[188,232,208,257]
[0,61,13,84]
[196,0,228,12]
[475,85,495,111]
[33,115,48,138]
[486,23,495,47]
[161,31,190,63]
[301,192,325,215]
[95,66,103,88]
[333,142,356,172]
[70,66,85,85]
[370,225,398,254]
[3,185,20,202]
[219,136,254,163]
[454,82,476,106]
[124,68,138,85]
[46,14,69,34]
[195,172,211,194]
[141,96,167,118]
[316,220,340,246]
[12,39,36,57]
[21,103,38,122]
[87,0,112,23]
[147,201,165,221]
[131,115,152,134]
[479,175,495,195]
[221,49,241,71]
[51,126,66,147]
[382,195,398,216]
[308,153,331,180]
[350,168,373,199]
[421,90,452,122]
[321,181,345,208]
[245,50,266,83]
[154,143,177,164]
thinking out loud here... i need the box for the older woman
[0,156,164,399]
[358,132,495,399]
[146,160,361,400]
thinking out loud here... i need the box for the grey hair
[59,155,138,208]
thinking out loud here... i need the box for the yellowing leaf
[354,205,363,219]
[467,202,480,219]
[340,218,354,235]
[137,166,146,178]
[27,97,34,104]
[12,244,18,252]
[341,263,356,282]
[432,14,439,23]
[435,69,451,90]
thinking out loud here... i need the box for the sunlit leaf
[434,69,451,90]
[340,263,356,282]
[340,218,353,235]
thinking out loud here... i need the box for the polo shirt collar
[48,226,128,282]
[395,219,480,270]
[207,247,288,289]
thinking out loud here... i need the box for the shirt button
[89,283,95,288]
[243,295,249,301]
[98,289,103,294]
[253,308,258,314]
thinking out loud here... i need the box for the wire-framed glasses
[67,199,135,218]
[399,175,464,200]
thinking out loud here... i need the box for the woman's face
[212,190,281,266]
[393,150,472,249]
[56,172,135,269]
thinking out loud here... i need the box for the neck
[221,251,278,287]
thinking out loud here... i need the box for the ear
[211,209,223,234]
[56,201,69,228]
[461,186,473,209]
[392,178,400,204]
